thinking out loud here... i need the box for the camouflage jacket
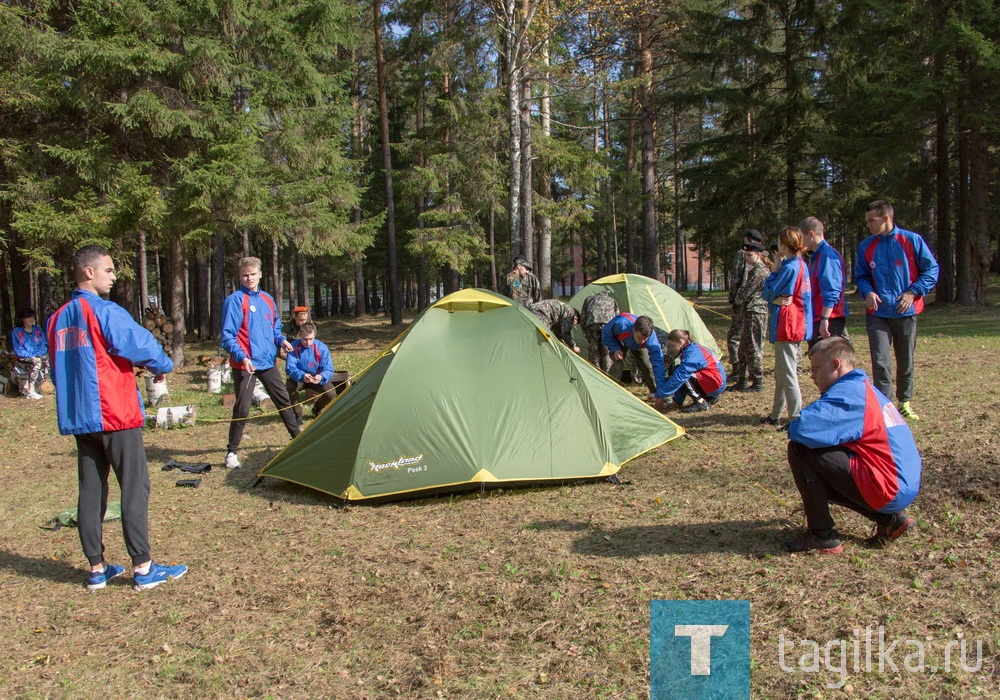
[733,261,769,314]
[504,271,541,306]
[528,299,577,348]
[282,320,305,340]
[728,247,749,305]
[581,291,619,328]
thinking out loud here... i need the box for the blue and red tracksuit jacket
[12,325,47,358]
[47,289,173,435]
[809,239,848,322]
[854,227,939,318]
[600,313,667,391]
[763,256,813,343]
[221,287,284,371]
[788,369,921,513]
[285,338,334,384]
[656,341,727,403]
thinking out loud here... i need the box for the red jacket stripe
[80,299,144,432]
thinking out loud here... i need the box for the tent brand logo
[367,454,425,473]
[650,600,750,699]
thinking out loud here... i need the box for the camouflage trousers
[585,324,612,373]
[15,355,49,396]
[726,306,742,371]
[735,310,767,385]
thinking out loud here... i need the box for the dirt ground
[0,292,998,699]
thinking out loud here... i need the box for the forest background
[1,0,998,366]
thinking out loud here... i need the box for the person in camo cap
[527,299,580,352]
[504,256,541,307]
[581,291,619,372]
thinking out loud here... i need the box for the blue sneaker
[132,562,188,591]
[86,562,126,590]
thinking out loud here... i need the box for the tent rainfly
[568,273,722,358]
[258,289,683,502]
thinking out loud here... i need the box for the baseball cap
[513,256,532,271]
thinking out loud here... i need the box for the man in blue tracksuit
[601,313,667,397]
[285,322,337,422]
[800,217,848,347]
[11,307,49,399]
[48,244,187,590]
[221,256,300,469]
[784,337,920,554]
[856,200,939,420]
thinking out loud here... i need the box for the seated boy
[285,322,336,423]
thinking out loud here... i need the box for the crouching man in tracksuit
[48,245,187,590]
[601,314,668,397]
[784,337,920,555]
[285,322,336,423]
[653,329,727,413]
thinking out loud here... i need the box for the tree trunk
[520,72,534,266]
[211,230,225,339]
[489,202,498,291]
[935,103,953,303]
[374,0,402,325]
[9,236,31,316]
[967,104,989,305]
[503,1,523,258]
[354,261,366,316]
[0,248,12,339]
[538,41,552,295]
[196,252,209,338]
[297,251,308,307]
[638,23,659,280]
[138,229,149,311]
[625,61,638,274]
[170,237,186,367]
[955,110,972,305]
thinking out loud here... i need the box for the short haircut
[808,336,855,369]
[298,322,316,336]
[798,216,824,237]
[18,307,36,320]
[866,200,894,220]
[634,315,654,337]
[74,245,111,277]
[666,329,691,343]
[239,256,262,272]
[777,225,805,256]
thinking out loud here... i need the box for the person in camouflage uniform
[528,299,580,351]
[733,242,771,391]
[282,305,311,341]
[504,257,541,307]
[726,229,764,375]
[581,291,619,372]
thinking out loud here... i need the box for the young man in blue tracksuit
[285,322,337,422]
[11,307,49,399]
[856,200,939,420]
[800,217,848,347]
[784,337,920,554]
[221,256,300,469]
[48,245,187,590]
[601,313,667,397]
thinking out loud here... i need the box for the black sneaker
[760,416,782,425]
[681,400,709,413]
[707,394,721,406]
[865,513,915,548]
[784,531,843,555]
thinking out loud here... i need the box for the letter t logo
[674,625,729,675]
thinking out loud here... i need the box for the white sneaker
[224,452,242,469]
[26,390,43,400]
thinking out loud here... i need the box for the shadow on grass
[527,518,792,556]
[0,550,82,584]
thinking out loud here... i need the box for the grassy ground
[1,286,998,699]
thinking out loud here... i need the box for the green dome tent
[569,273,721,358]
[258,289,683,502]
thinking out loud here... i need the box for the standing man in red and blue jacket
[800,216,848,347]
[855,200,939,421]
[784,337,920,554]
[285,322,336,423]
[47,245,188,591]
[601,313,667,397]
[221,256,300,469]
